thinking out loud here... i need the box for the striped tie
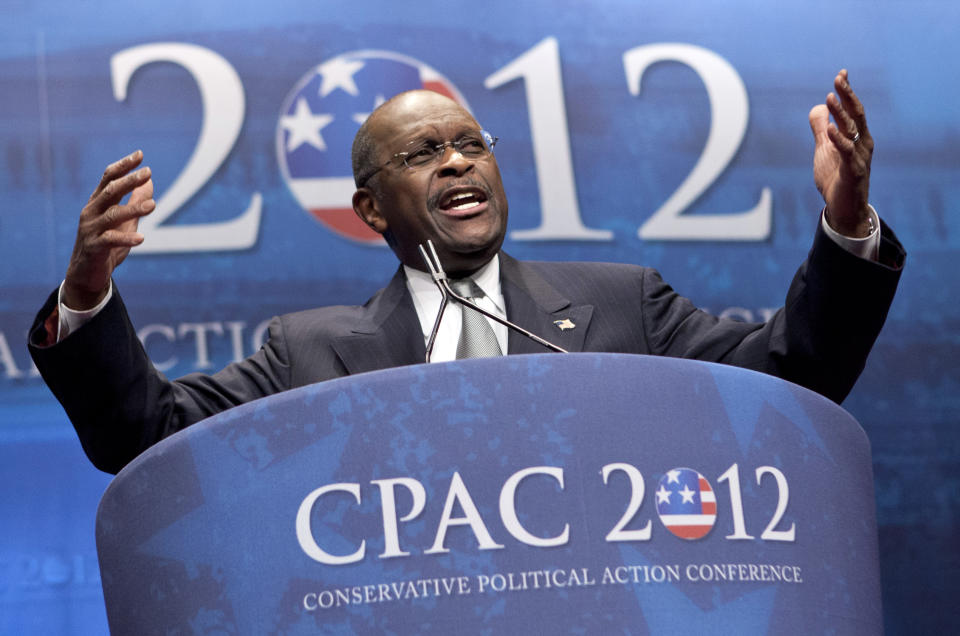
[450,279,503,359]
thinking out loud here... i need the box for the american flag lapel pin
[553,318,576,331]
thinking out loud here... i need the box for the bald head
[351,90,477,188]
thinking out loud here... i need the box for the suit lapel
[331,267,427,375]
[500,253,594,354]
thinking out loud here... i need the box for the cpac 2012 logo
[276,51,470,243]
[295,462,795,565]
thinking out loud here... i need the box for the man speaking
[29,70,905,474]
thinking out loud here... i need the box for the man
[29,71,905,474]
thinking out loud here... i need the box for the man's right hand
[62,150,155,310]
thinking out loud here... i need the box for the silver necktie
[450,279,503,359]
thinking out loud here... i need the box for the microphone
[417,240,567,363]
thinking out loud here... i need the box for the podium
[96,354,882,634]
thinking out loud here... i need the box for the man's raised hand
[809,69,875,237]
[62,150,155,310]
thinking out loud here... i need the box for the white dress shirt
[404,254,509,361]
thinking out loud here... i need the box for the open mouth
[438,187,488,213]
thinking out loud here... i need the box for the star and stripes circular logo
[276,50,471,243]
[655,467,717,540]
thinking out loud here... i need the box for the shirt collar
[405,254,501,303]
[404,254,504,332]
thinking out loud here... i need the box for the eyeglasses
[358,130,498,187]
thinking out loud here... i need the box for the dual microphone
[417,240,567,363]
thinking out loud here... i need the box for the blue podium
[96,354,882,634]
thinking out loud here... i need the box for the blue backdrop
[1,1,956,633]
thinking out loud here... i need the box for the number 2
[601,463,652,542]
[111,43,262,253]
[624,43,772,240]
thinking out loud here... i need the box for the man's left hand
[809,69,874,237]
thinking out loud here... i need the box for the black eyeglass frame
[357,130,498,188]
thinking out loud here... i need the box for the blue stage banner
[1,1,957,633]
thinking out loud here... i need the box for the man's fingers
[128,177,154,205]
[811,105,856,170]
[92,150,143,199]
[834,70,868,133]
[826,92,858,140]
[90,166,152,212]
[812,73,870,159]
[98,228,145,248]
[826,123,856,157]
[95,198,156,232]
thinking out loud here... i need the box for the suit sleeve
[29,284,292,474]
[641,221,905,403]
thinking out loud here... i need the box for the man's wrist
[821,205,881,261]
[825,206,875,238]
[57,280,113,341]
[61,280,110,312]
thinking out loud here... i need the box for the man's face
[355,91,508,277]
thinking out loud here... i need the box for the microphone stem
[424,294,448,363]
[418,240,568,361]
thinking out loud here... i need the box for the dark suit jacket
[30,224,905,474]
